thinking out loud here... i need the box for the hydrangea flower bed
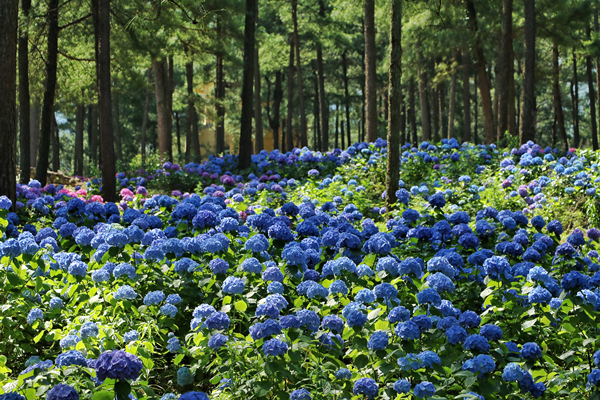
[2,139,600,399]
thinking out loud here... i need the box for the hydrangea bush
[1,138,600,399]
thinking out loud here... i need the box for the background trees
[3,0,600,198]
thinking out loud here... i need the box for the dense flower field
[3,138,600,400]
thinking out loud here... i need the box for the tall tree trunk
[462,46,472,142]
[175,111,181,156]
[141,68,151,166]
[474,71,478,145]
[74,97,84,176]
[342,51,352,147]
[520,0,536,144]
[386,0,402,209]
[465,0,494,144]
[35,0,59,186]
[409,77,417,145]
[587,27,598,150]
[497,0,513,140]
[364,0,378,142]
[113,79,122,161]
[286,39,295,152]
[417,50,431,141]
[95,0,116,202]
[30,99,40,168]
[431,61,440,143]
[595,11,600,148]
[439,81,446,141]
[267,72,283,151]
[239,0,256,166]
[400,100,406,145]
[313,75,321,150]
[87,104,95,165]
[335,104,339,149]
[572,50,580,148]
[0,0,18,204]
[447,50,458,139]
[254,42,264,153]
[52,114,59,171]
[340,111,345,149]
[154,57,172,161]
[167,56,174,160]
[19,0,31,184]
[317,0,329,152]
[552,38,567,148]
[185,60,200,162]
[291,0,307,148]
[507,42,517,136]
[215,17,226,155]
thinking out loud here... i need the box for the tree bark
[175,111,181,156]
[447,50,457,139]
[254,40,264,153]
[340,111,345,149]
[364,0,378,143]
[417,50,431,141]
[286,39,295,152]
[342,51,352,147]
[291,0,307,147]
[19,0,31,184]
[87,104,95,164]
[595,11,600,149]
[52,114,59,171]
[587,27,598,150]
[154,57,172,161]
[313,74,321,150]
[474,71,478,145]
[167,56,174,160]
[94,0,116,202]
[571,51,580,148]
[462,46,471,142]
[431,61,440,143]
[215,17,226,155]
[35,0,59,186]
[74,96,85,176]
[141,68,151,166]
[520,0,536,145]
[0,0,18,204]
[113,79,122,161]
[552,38,567,149]
[239,0,256,167]
[497,0,513,140]
[508,42,517,136]
[439,81,446,141]
[400,99,406,145]
[386,0,402,210]
[185,60,200,163]
[334,104,339,149]
[409,77,417,145]
[465,0,494,144]
[268,71,283,151]
[316,0,329,152]
[30,99,40,168]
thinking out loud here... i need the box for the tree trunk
[465,0,494,144]
[272,71,283,151]
[400,99,406,145]
[508,42,517,136]
[364,0,378,143]
[595,11,600,148]
[141,68,151,166]
[439,81,446,141]
[74,97,84,176]
[587,27,598,150]
[19,0,31,184]
[417,50,431,141]
[340,111,345,149]
[167,56,174,160]
[571,51,580,148]
[317,0,329,152]
[462,46,471,142]
[520,0,536,145]
[87,104,95,164]
[113,79,122,161]
[386,0,402,209]
[552,38,567,149]
[0,0,18,204]
[95,0,116,202]
[154,57,172,161]
[185,60,200,163]
[215,17,226,155]
[30,99,40,168]
[286,39,295,152]
[497,0,513,140]
[474,71,478,145]
[431,61,440,143]
[291,0,307,148]
[447,50,457,139]
[313,75,321,150]
[175,111,181,156]
[52,114,59,171]
[239,0,256,167]
[342,51,352,147]
[409,77,417,145]
[335,105,339,149]
[254,41,264,153]
[35,0,59,186]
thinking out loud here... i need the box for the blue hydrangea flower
[462,354,496,376]
[177,367,195,386]
[144,290,166,306]
[521,342,542,359]
[46,384,79,400]
[160,304,178,317]
[123,330,139,342]
[208,333,228,350]
[290,389,312,400]
[223,276,245,294]
[367,330,389,351]
[114,285,137,300]
[414,381,436,399]
[80,321,99,339]
[262,338,288,357]
[502,363,525,381]
[353,377,378,399]
[334,368,352,380]
[464,334,490,353]
[329,280,349,296]
[49,297,64,309]
[393,379,411,394]
[27,308,43,325]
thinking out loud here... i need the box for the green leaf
[235,300,248,312]
[465,375,477,388]
[6,273,24,286]
[92,391,114,400]
[254,381,272,397]
[354,354,369,369]
[33,330,45,344]
[521,319,537,330]
[480,287,494,298]
[115,380,131,400]
[174,353,185,365]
